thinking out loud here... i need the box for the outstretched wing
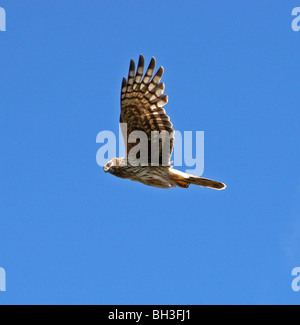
[120,55,174,166]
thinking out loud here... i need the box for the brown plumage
[104,55,226,190]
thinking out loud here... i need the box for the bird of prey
[104,55,226,190]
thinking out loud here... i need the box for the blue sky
[0,1,299,305]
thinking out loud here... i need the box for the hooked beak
[104,166,109,173]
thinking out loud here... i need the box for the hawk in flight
[104,55,226,190]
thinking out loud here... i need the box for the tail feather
[187,176,226,190]
[169,168,226,190]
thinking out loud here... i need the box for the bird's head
[103,157,126,174]
[103,159,114,173]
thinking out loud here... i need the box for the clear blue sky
[1,1,299,305]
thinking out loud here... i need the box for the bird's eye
[104,166,109,172]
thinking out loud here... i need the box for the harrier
[104,55,226,190]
